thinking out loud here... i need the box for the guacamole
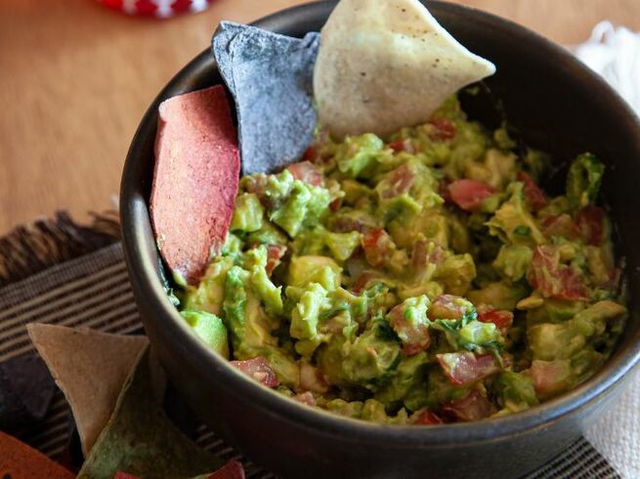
[177,96,627,424]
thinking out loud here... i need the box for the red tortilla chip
[151,85,240,285]
[0,431,75,479]
[207,460,246,479]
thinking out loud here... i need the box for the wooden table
[1,0,638,235]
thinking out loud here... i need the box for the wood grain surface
[1,0,638,235]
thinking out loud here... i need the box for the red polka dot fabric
[97,0,214,18]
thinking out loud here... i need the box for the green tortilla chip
[78,349,223,479]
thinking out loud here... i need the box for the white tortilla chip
[314,0,496,138]
[27,324,149,455]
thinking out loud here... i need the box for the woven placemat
[0,213,621,478]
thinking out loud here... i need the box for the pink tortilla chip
[151,85,240,285]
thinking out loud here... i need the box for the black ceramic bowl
[120,2,640,477]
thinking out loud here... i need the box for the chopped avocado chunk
[433,253,476,296]
[566,153,604,209]
[183,257,234,315]
[230,193,264,233]
[245,246,283,316]
[493,244,533,281]
[528,300,626,361]
[257,169,332,238]
[180,310,230,358]
[468,281,528,311]
[292,226,361,262]
[335,133,387,178]
[495,371,538,412]
[487,182,545,245]
[340,321,402,388]
[288,255,342,291]
[375,352,428,405]
[290,283,331,357]
[325,398,364,419]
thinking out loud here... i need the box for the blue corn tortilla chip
[213,21,319,175]
[0,353,56,430]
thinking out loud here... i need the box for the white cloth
[574,21,640,115]
[577,21,640,479]
[585,366,640,478]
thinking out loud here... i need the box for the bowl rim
[120,0,640,447]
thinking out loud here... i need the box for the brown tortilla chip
[150,85,241,285]
[77,349,222,479]
[0,431,75,479]
[314,0,496,138]
[27,323,148,456]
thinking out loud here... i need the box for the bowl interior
[121,0,640,445]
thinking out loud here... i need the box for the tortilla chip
[190,460,245,479]
[116,460,245,479]
[77,349,223,479]
[0,431,75,479]
[204,460,245,479]
[313,0,496,138]
[213,22,319,175]
[150,85,241,285]
[27,323,149,456]
[0,353,56,429]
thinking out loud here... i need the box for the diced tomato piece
[287,161,324,186]
[230,357,279,388]
[388,138,416,154]
[301,144,322,164]
[428,117,457,140]
[442,390,494,422]
[540,214,580,240]
[361,228,384,249]
[300,361,329,393]
[114,474,140,479]
[559,267,590,301]
[436,352,499,386]
[361,228,395,268]
[428,294,473,320]
[332,216,372,233]
[447,179,495,212]
[575,205,605,246]
[401,342,427,357]
[478,310,513,332]
[329,197,342,211]
[207,460,246,479]
[388,303,431,356]
[380,163,415,199]
[527,246,589,301]
[413,409,443,425]
[351,270,383,294]
[293,391,317,407]
[529,360,571,398]
[517,171,547,211]
[389,139,405,152]
[411,238,444,277]
[266,244,287,275]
